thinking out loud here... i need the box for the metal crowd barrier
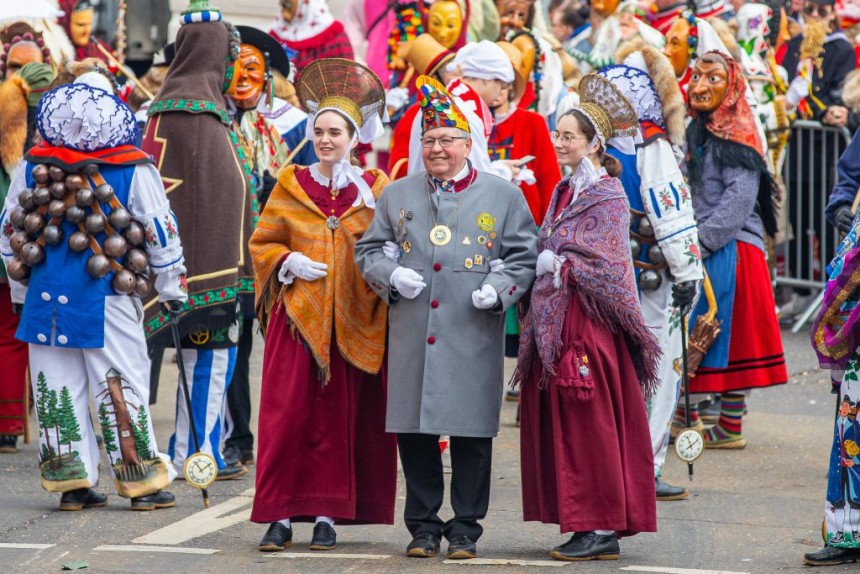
[776,120,852,333]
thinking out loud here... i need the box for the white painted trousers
[168,347,237,473]
[641,279,683,477]
[29,296,176,495]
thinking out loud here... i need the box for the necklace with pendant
[426,170,477,246]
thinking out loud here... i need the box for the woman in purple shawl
[515,74,661,562]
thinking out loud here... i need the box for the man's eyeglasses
[420,136,468,148]
[803,4,832,18]
[550,131,589,146]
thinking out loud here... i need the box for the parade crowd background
[3,0,860,567]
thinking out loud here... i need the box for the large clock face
[184,452,217,489]
[675,429,704,463]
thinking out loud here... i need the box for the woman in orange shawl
[249,59,395,552]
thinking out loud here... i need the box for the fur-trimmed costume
[602,41,703,478]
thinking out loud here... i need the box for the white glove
[536,249,562,277]
[785,75,810,108]
[488,160,514,181]
[390,266,426,299]
[279,252,328,284]
[155,265,188,303]
[383,241,400,262]
[489,258,505,273]
[472,284,499,309]
[385,87,409,112]
[514,167,536,185]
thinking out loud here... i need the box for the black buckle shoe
[131,490,176,511]
[259,522,292,552]
[223,445,254,466]
[656,477,689,501]
[0,435,18,454]
[59,488,108,511]
[215,460,248,481]
[309,522,336,550]
[446,534,477,560]
[803,545,860,566]
[406,531,441,558]
[550,531,620,561]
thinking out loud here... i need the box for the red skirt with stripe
[690,241,787,394]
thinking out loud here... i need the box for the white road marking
[93,545,220,555]
[267,553,391,560]
[0,543,55,550]
[132,488,254,545]
[442,558,567,567]
[621,567,752,574]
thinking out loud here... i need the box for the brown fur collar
[0,75,29,177]
[615,39,686,147]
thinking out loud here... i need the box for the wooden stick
[285,138,308,165]
[94,42,154,100]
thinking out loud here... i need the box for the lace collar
[309,163,332,187]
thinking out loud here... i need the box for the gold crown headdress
[297,58,386,142]
[575,73,639,147]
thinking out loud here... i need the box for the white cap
[447,40,515,84]
[73,71,115,95]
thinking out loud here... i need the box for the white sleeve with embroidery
[127,164,187,302]
[0,160,30,303]
[637,138,704,284]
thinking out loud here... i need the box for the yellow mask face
[428,1,462,49]
[664,17,691,78]
[69,8,94,48]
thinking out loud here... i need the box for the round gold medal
[430,225,452,246]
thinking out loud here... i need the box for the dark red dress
[520,293,657,536]
[250,169,397,525]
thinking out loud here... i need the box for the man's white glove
[536,249,561,277]
[390,266,426,299]
[472,284,499,309]
[385,87,409,112]
[489,258,505,273]
[279,252,328,284]
[785,75,810,108]
[155,265,189,303]
[383,240,400,262]
[514,167,536,185]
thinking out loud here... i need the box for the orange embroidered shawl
[250,165,389,379]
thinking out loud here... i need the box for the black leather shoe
[406,531,441,558]
[259,522,292,552]
[224,445,254,466]
[215,460,248,480]
[0,435,18,453]
[551,531,620,561]
[803,545,860,566]
[505,389,520,402]
[131,490,176,511]
[447,534,477,559]
[309,522,336,550]
[656,477,689,501]
[59,488,108,511]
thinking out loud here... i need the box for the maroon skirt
[520,292,657,536]
[251,303,397,525]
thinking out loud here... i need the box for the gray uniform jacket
[355,170,538,437]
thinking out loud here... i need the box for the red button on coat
[433,263,442,271]
[427,336,436,344]
[431,300,439,308]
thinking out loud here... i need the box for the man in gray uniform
[355,75,537,561]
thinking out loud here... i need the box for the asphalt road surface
[1,325,852,573]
